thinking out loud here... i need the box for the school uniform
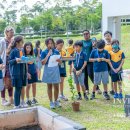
[34,48,42,70]
[28,61,38,84]
[90,49,110,85]
[9,48,27,106]
[0,57,4,91]
[41,49,61,84]
[72,51,87,86]
[109,50,125,82]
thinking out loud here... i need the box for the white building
[102,0,130,41]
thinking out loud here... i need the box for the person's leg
[26,84,31,100]
[84,65,89,91]
[14,87,22,107]
[38,69,41,80]
[54,83,59,102]
[47,84,53,102]
[113,82,117,93]
[8,87,13,104]
[103,84,110,100]
[1,88,8,105]
[60,77,64,95]
[32,83,36,98]
[21,87,25,102]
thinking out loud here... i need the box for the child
[56,39,68,101]
[41,38,61,109]
[104,31,114,95]
[9,35,27,109]
[0,58,5,92]
[89,39,113,100]
[71,40,88,100]
[34,40,42,82]
[24,42,38,106]
[109,40,125,99]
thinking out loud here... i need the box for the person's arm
[0,40,4,55]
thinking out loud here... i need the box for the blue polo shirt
[109,50,125,74]
[82,39,92,62]
[34,48,42,57]
[90,49,110,72]
[41,49,60,65]
[73,51,87,71]
[0,57,3,79]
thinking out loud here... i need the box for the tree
[0,19,6,34]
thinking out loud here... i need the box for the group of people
[0,26,125,109]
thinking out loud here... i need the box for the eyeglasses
[83,33,89,35]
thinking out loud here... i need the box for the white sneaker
[13,106,21,109]
[20,101,28,108]
[59,95,68,101]
[54,101,61,108]
[1,100,11,106]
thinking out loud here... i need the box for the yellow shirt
[60,50,66,57]
[104,44,112,53]
[65,45,74,56]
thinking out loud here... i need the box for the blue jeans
[14,87,22,106]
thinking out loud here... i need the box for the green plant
[68,75,77,102]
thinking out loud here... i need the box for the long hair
[11,35,23,49]
[45,37,55,48]
[24,42,34,56]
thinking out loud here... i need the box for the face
[47,40,53,49]
[83,31,90,40]
[112,43,119,51]
[6,30,14,39]
[17,40,24,49]
[98,48,104,52]
[104,33,112,42]
[26,45,32,54]
[56,43,64,51]
[74,45,81,52]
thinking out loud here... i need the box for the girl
[34,40,42,82]
[24,42,38,106]
[9,35,27,109]
[56,39,68,101]
[41,38,61,109]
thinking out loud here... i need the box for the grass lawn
[0,27,130,130]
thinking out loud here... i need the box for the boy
[104,31,114,95]
[71,40,88,100]
[89,40,112,100]
[109,40,125,99]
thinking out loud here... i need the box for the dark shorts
[12,77,27,88]
[111,73,122,82]
[28,73,38,84]
[60,73,67,77]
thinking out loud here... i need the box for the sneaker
[118,93,123,99]
[50,102,55,109]
[32,98,38,105]
[59,95,68,101]
[54,101,61,108]
[96,89,102,95]
[13,105,21,109]
[110,90,115,95]
[90,94,95,100]
[1,100,11,106]
[103,92,110,100]
[26,100,32,106]
[77,95,82,100]
[21,101,28,108]
[114,93,118,99]
[84,94,89,101]
[86,90,89,95]
[38,80,42,83]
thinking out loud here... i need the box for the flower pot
[72,102,80,112]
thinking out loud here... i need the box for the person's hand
[97,58,102,62]
[16,58,21,63]
[76,70,82,76]
[38,48,41,52]
[0,65,5,70]
[27,73,31,80]
[56,59,61,63]
[73,68,76,73]
[101,58,107,62]
[47,50,52,57]
[115,68,120,73]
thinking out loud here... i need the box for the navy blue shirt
[73,51,87,71]
[90,49,110,72]
[0,58,3,79]
[82,39,93,62]
[28,63,37,74]
[34,48,42,57]
[41,49,59,65]
[9,48,27,79]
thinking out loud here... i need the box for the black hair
[24,42,33,56]
[104,31,112,37]
[11,35,23,49]
[45,37,55,48]
[68,39,73,45]
[56,39,64,45]
[97,39,105,49]
[74,40,83,47]
[83,29,90,34]
[111,39,120,45]
[35,40,41,48]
